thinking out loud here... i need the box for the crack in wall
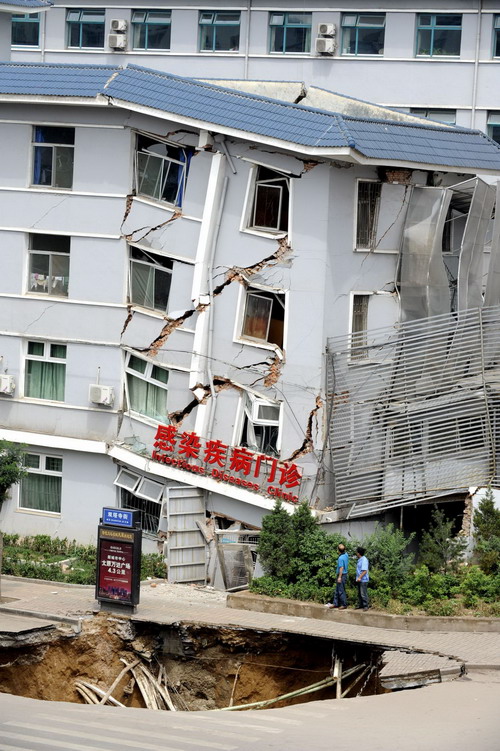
[124,210,182,244]
[120,194,134,234]
[212,236,292,296]
[120,304,135,337]
[142,303,208,357]
[263,352,284,388]
[168,377,234,426]
[286,395,323,462]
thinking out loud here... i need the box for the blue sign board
[102,508,135,528]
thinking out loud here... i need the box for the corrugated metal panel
[162,486,206,584]
[326,305,500,518]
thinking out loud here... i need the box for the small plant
[363,523,415,589]
[419,507,467,574]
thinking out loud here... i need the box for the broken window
[241,288,285,349]
[129,246,173,313]
[410,108,456,125]
[25,341,66,401]
[356,181,381,249]
[132,10,171,50]
[125,353,169,422]
[135,134,192,206]
[416,14,462,57]
[350,294,369,359]
[121,489,161,535]
[29,233,70,297]
[20,453,62,514]
[240,393,281,456]
[250,166,289,233]
[341,13,385,55]
[199,11,240,51]
[32,126,74,189]
[66,9,105,48]
[11,13,40,46]
[269,12,311,54]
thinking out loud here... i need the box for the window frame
[409,108,456,125]
[124,352,170,423]
[349,292,372,362]
[31,125,75,190]
[237,392,282,457]
[269,11,312,55]
[135,133,192,207]
[198,10,241,52]
[128,245,173,314]
[238,285,286,351]
[415,13,462,58]
[25,340,67,402]
[355,179,382,250]
[11,13,40,47]
[28,233,70,298]
[66,8,105,49]
[487,111,500,145]
[340,13,386,56]
[243,164,290,236]
[493,15,500,58]
[131,9,172,51]
[19,451,63,515]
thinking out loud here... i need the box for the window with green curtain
[20,454,62,513]
[126,354,168,421]
[26,341,66,401]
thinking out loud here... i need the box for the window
[121,489,161,534]
[356,181,381,249]
[249,166,289,233]
[29,234,70,297]
[32,126,74,189]
[241,288,285,349]
[416,14,462,57]
[129,246,172,313]
[199,11,240,52]
[487,112,500,145]
[125,353,169,421]
[25,341,66,401]
[67,9,105,48]
[11,13,39,46]
[132,10,171,50]
[341,14,385,55]
[135,134,192,206]
[493,16,500,57]
[240,393,280,456]
[410,108,456,125]
[20,453,62,513]
[351,294,369,359]
[269,12,311,54]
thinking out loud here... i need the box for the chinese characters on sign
[151,425,302,502]
[103,508,134,527]
[97,539,134,602]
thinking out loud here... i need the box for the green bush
[419,507,467,574]
[362,524,415,589]
[473,488,500,575]
[460,565,496,607]
[250,576,292,599]
[141,553,167,580]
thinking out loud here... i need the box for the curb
[0,605,85,631]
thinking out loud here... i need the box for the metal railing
[326,305,500,517]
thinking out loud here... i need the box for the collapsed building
[0,55,500,587]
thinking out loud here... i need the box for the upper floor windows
[416,14,462,57]
[29,234,70,297]
[199,11,240,52]
[125,353,169,422]
[132,10,171,50]
[135,134,192,206]
[25,341,66,402]
[129,246,173,313]
[241,287,285,350]
[269,12,311,54]
[494,16,500,58]
[240,393,281,456]
[356,180,381,250]
[67,9,105,49]
[487,112,500,145]
[11,13,39,46]
[341,14,385,56]
[32,126,75,190]
[248,166,289,234]
[410,108,456,125]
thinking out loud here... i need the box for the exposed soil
[0,614,385,710]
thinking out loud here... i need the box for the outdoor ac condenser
[315,37,336,55]
[318,23,336,37]
[108,33,127,49]
[89,384,115,406]
[110,19,127,32]
[0,374,15,396]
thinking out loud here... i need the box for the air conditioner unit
[89,384,115,406]
[108,33,127,49]
[315,37,336,55]
[110,19,127,32]
[318,23,336,37]
[0,374,15,396]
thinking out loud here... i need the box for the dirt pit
[0,614,386,711]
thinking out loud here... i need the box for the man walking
[326,543,349,609]
[355,546,370,611]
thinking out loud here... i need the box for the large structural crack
[287,395,323,462]
[168,377,234,425]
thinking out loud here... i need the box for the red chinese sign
[97,540,134,602]
[152,425,302,503]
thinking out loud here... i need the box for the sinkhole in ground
[0,614,388,710]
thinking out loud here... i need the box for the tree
[473,487,500,574]
[0,440,26,505]
[363,523,415,589]
[419,507,467,574]
[257,499,295,579]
